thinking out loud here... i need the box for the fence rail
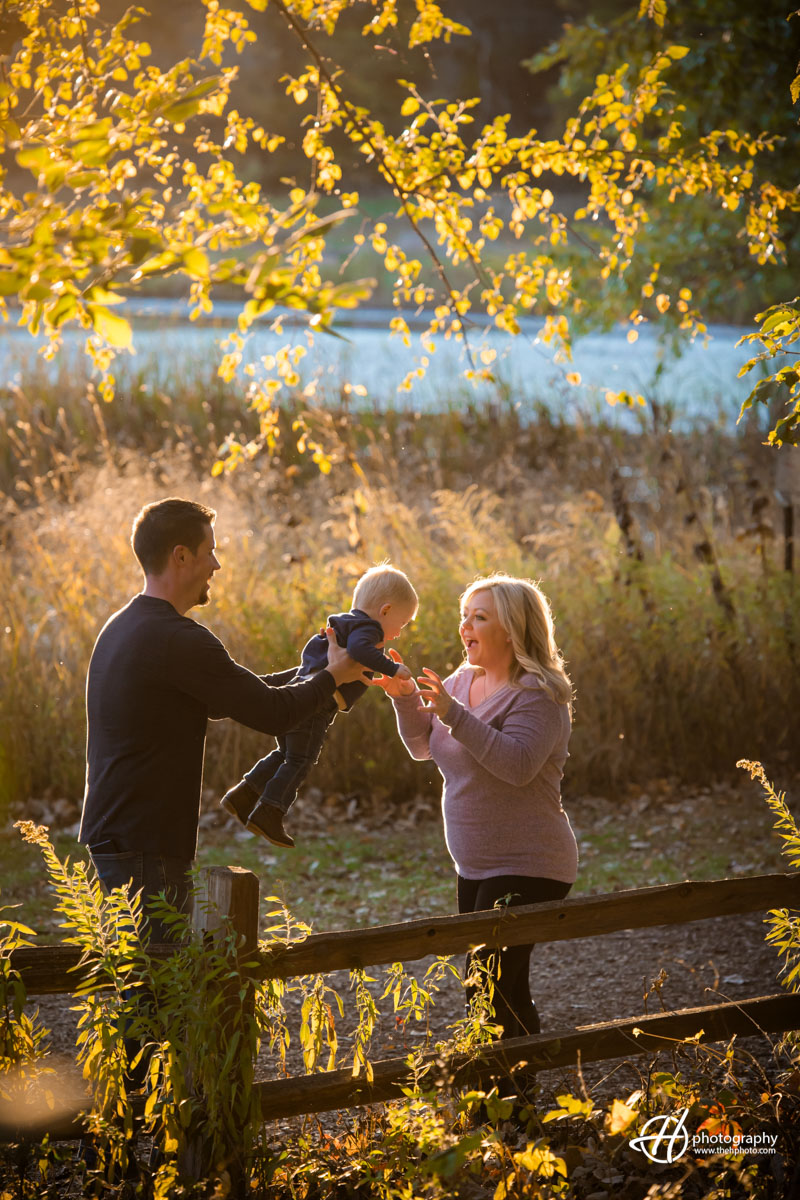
[11,871,800,995]
[255,992,799,1120]
[3,869,799,1144]
[257,871,800,979]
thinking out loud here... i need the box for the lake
[0,300,767,431]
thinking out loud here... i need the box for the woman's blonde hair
[460,573,573,706]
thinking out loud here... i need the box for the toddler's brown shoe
[246,801,295,849]
[220,779,259,826]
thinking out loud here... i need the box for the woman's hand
[417,668,451,719]
[368,648,418,698]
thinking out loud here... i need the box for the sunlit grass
[2,359,797,823]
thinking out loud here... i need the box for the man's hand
[324,627,370,687]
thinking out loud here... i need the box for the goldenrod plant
[12,822,267,1195]
[738,760,800,995]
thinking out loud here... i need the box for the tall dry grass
[1,368,796,814]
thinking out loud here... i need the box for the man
[79,496,366,938]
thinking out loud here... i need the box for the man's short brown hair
[131,498,216,575]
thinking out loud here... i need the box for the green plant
[738,759,800,995]
[2,825,497,1194]
[0,893,68,1200]
[13,821,267,1195]
[0,901,43,1095]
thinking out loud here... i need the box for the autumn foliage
[0,0,798,451]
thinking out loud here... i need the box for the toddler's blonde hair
[353,563,418,614]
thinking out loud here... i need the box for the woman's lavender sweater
[393,669,578,883]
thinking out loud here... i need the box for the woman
[374,573,577,1039]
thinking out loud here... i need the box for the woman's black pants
[457,874,572,1039]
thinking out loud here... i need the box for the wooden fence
[3,869,800,1143]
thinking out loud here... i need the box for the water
[0,299,766,430]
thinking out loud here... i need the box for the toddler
[220,564,417,847]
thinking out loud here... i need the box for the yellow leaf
[401,96,420,117]
[89,306,132,349]
[607,1098,637,1134]
[86,286,125,306]
[183,248,210,278]
[294,86,308,105]
[627,329,638,343]
[655,293,670,313]
[494,1175,513,1200]
[566,372,581,385]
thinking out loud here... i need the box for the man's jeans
[88,850,193,1092]
[89,849,193,943]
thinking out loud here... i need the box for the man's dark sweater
[80,594,337,860]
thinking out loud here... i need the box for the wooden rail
[5,993,797,1141]
[11,872,799,994]
[2,868,798,1144]
[258,871,800,979]
[255,992,800,1120]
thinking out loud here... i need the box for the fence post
[192,864,260,959]
[179,865,260,1189]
